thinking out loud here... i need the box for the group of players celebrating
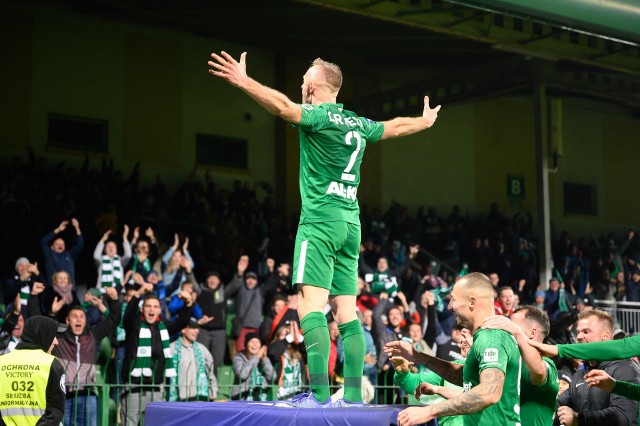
[208,50,640,426]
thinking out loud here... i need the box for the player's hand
[208,51,249,89]
[422,96,441,128]
[585,369,616,392]
[414,382,439,399]
[397,406,433,426]
[390,356,413,373]
[528,340,558,357]
[384,340,416,363]
[481,315,520,337]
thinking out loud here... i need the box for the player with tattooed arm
[385,272,521,426]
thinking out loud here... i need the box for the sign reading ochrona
[0,364,40,405]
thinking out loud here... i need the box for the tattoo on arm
[416,353,464,386]
[430,368,505,418]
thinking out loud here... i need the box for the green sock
[338,319,365,403]
[300,312,330,403]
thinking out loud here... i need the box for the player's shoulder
[477,328,518,346]
[477,327,512,339]
[300,103,318,112]
[542,356,557,369]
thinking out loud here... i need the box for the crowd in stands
[2,150,640,424]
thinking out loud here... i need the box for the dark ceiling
[31,0,640,111]
[66,0,513,72]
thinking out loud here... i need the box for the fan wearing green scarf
[121,284,193,426]
[93,226,132,290]
[169,318,217,401]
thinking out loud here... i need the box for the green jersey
[296,103,384,225]
[394,360,465,426]
[463,328,521,426]
[520,356,558,426]
[557,334,640,360]
[612,380,640,401]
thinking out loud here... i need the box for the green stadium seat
[226,298,237,315]
[216,365,235,401]
[226,313,236,338]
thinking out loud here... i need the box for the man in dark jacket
[557,310,640,426]
[194,271,227,371]
[2,257,41,314]
[0,316,67,426]
[121,283,192,426]
[29,283,121,426]
[372,292,411,404]
[40,219,84,286]
[225,255,264,352]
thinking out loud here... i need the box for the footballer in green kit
[482,306,558,426]
[209,51,441,405]
[461,328,522,426]
[385,273,523,426]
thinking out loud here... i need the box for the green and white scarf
[19,284,30,306]
[131,255,152,276]
[131,321,176,378]
[100,255,123,288]
[365,272,399,298]
[116,302,127,342]
[168,339,209,401]
[277,352,303,399]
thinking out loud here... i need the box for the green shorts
[292,221,361,296]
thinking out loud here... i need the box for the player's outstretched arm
[208,51,302,124]
[528,339,559,357]
[380,96,441,140]
[385,340,463,385]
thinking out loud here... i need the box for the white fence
[594,299,640,335]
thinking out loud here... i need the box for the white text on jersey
[328,112,364,129]
[326,181,357,201]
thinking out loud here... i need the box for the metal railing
[594,299,640,335]
[58,360,413,425]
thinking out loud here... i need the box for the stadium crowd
[1,150,640,425]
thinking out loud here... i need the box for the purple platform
[144,401,434,426]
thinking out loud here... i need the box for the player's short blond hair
[311,58,342,93]
[456,272,494,299]
[578,309,614,333]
